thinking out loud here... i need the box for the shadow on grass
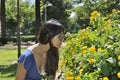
[0,63,17,78]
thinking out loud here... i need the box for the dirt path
[0,45,30,49]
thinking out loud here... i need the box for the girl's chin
[56,46,61,48]
[53,45,61,48]
[57,45,62,48]
[54,43,62,48]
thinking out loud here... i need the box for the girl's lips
[60,42,62,45]
[59,43,62,47]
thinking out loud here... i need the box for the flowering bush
[59,9,120,80]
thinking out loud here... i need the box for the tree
[6,0,35,35]
[42,0,71,32]
[20,1,35,35]
[35,0,41,43]
[73,0,120,19]
[69,0,120,31]
[6,0,17,36]
[1,0,7,44]
[17,0,21,58]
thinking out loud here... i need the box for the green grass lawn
[0,49,25,80]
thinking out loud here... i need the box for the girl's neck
[29,43,50,56]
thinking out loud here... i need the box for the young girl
[16,19,64,80]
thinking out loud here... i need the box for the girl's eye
[58,34,64,40]
[59,34,64,38]
[58,35,62,38]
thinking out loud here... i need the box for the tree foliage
[6,0,35,35]
[41,0,72,32]
[3,0,120,36]
[69,0,120,32]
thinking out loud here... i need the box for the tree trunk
[17,0,21,58]
[35,0,41,43]
[1,0,7,45]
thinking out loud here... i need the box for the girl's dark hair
[38,19,64,77]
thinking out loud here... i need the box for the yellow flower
[97,48,102,52]
[70,48,75,54]
[82,50,87,54]
[105,20,111,28]
[89,46,96,52]
[81,46,87,50]
[75,76,82,80]
[81,36,85,39]
[75,40,80,44]
[82,42,84,45]
[90,16,94,21]
[59,61,64,67]
[112,9,116,13]
[91,11,100,17]
[118,10,120,13]
[65,72,69,77]
[97,12,101,16]
[81,29,86,33]
[69,72,73,76]
[88,59,95,64]
[117,72,120,78]
[67,41,72,46]
[85,31,89,35]
[109,14,112,17]
[91,11,98,16]
[66,77,74,80]
[118,55,120,60]
[79,69,83,74]
[64,60,67,63]
[103,77,109,80]
[59,60,67,67]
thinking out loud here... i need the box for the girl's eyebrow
[57,32,63,35]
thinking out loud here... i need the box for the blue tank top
[18,49,41,80]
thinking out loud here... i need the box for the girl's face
[51,32,64,48]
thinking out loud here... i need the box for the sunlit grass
[0,49,25,65]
